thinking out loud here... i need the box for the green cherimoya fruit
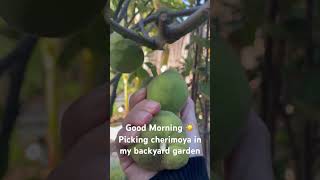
[110,33,144,73]
[147,69,188,113]
[110,32,123,45]
[212,35,251,160]
[0,0,105,36]
[130,111,189,171]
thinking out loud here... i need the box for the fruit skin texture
[0,0,105,36]
[147,69,188,113]
[110,33,144,73]
[212,35,251,160]
[130,111,189,171]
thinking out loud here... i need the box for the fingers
[116,98,160,175]
[133,100,161,115]
[181,97,196,123]
[123,110,152,126]
[117,99,160,148]
[115,90,160,176]
[118,153,135,173]
[129,88,147,110]
[117,99,160,150]
[115,127,137,173]
[116,128,139,148]
[119,89,159,148]
[126,164,157,180]
[123,100,160,126]
[180,97,203,157]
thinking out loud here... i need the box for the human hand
[47,86,107,180]
[116,89,203,180]
[116,88,160,180]
[226,110,274,180]
[180,97,203,157]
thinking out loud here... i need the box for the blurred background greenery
[214,0,320,179]
[0,14,107,179]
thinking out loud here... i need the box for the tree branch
[106,1,209,49]
[105,8,160,49]
[0,36,38,77]
[165,1,210,43]
[113,0,125,20]
[116,0,131,23]
[128,0,153,26]
[110,73,121,84]
[139,21,149,37]
[132,6,201,30]
[110,74,121,117]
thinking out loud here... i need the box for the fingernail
[147,100,160,110]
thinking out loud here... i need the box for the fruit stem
[41,39,61,169]
[123,73,129,113]
[135,77,141,90]
[161,45,170,67]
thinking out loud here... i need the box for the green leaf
[191,35,210,48]
[156,0,186,10]
[212,33,252,160]
[128,67,150,84]
[182,56,193,76]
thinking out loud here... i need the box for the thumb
[181,97,197,124]
[180,97,203,157]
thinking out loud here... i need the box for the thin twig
[106,1,209,49]
[106,16,160,49]
[113,0,125,20]
[110,74,121,116]
[132,6,201,30]
[117,0,131,23]
[111,73,121,84]
[139,21,149,37]
[165,1,210,43]
[128,0,153,26]
[0,36,38,76]
[127,3,139,25]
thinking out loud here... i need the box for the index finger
[129,88,147,110]
[122,99,160,126]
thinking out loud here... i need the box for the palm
[119,155,156,180]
